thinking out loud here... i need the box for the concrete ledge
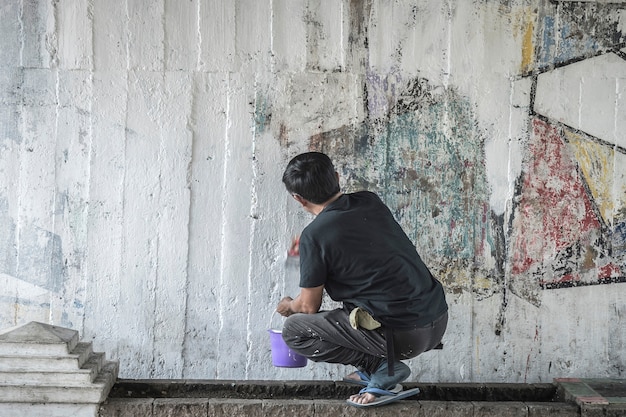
[99,397,582,417]
[107,379,558,401]
[99,380,587,417]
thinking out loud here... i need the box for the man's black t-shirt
[299,191,447,329]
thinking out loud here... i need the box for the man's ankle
[368,361,410,390]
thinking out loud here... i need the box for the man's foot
[346,386,420,408]
[346,361,411,406]
[348,384,401,405]
[349,390,376,405]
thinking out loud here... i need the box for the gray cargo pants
[282,306,448,375]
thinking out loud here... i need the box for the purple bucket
[268,328,307,368]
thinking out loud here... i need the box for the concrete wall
[1,0,625,383]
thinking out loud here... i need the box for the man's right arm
[276,285,324,316]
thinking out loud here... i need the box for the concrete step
[0,321,79,357]
[0,320,119,415]
[0,352,105,385]
[0,361,118,404]
[0,341,93,372]
[0,402,99,417]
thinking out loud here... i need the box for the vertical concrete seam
[50,63,61,324]
[339,0,344,70]
[613,77,619,225]
[46,0,59,68]
[268,0,274,72]
[18,0,24,66]
[161,0,166,73]
[87,0,94,71]
[443,0,452,88]
[13,0,25,326]
[124,0,130,71]
[245,79,260,379]
[494,81,517,338]
[216,73,232,379]
[120,41,131,375]
[80,68,95,336]
[196,0,202,70]
[181,75,196,377]
[180,73,194,378]
[577,74,582,129]
[151,71,166,378]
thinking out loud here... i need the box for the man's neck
[310,192,342,215]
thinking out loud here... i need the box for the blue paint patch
[536,3,624,70]
[381,96,491,262]
[555,22,600,64]
[61,312,73,329]
[613,221,626,257]
[539,16,556,67]
[16,226,64,292]
[254,92,271,134]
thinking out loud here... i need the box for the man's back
[298,191,448,329]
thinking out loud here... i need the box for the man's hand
[276,296,294,317]
[275,286,324,317]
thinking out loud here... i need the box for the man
[276,152,448,407]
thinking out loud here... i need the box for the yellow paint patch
[440,266,472,290]
[566,129,615,225]
[473,276,493,291]
[521,10,535,73]
[439,263,494,294]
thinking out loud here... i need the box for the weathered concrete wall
[0,0,625,383]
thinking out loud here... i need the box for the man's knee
[282,314,305,346]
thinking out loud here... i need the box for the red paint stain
[598,263,622,280]
[512,119,601,277]
[540,273,578,287]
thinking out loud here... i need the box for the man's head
[282,152,340,204]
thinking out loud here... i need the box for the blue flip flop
[346,386,420,408]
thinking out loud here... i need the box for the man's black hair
[282,152,340,204]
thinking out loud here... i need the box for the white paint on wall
[272,0,307,72]
[535,52,626,149]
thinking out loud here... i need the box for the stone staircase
[0,321,118,417]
